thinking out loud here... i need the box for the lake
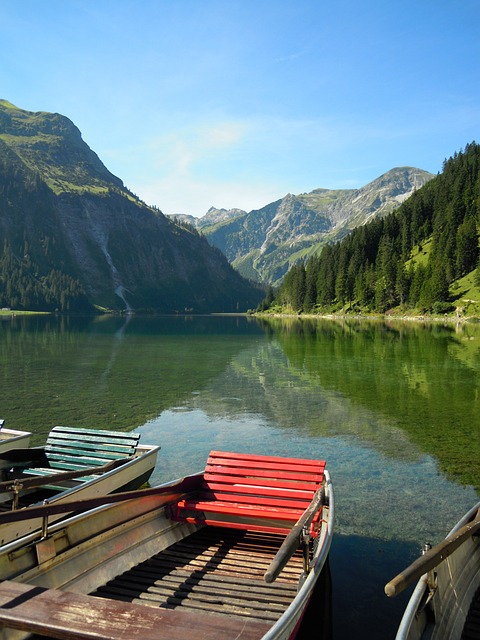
[1,313,479,639]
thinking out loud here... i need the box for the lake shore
[255,311,479,324]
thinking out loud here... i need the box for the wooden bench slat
[180,516,294,535]
[49,426,140,442]
[208,450,325,466]
[48,431,139,441]
[178,498,310,519]
[47,455,116,466]
[206,457,325,474]
[21,467,97,485]
[203,481,315,500]
[0,580,270,640]
[46,439,137,453]
[177,501,306,521]
[204,469,323,485]
[49,459,109,470]
[203,472,320,491]
[46,450,129,462]
[194,491,313,510]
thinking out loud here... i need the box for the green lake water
[1,314,479,639]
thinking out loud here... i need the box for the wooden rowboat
[385,501,480,639]
[0,425,160,546]
[0,450,333,640]
[0,421,31,453]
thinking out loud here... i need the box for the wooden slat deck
[0,581,272,640]
[91,526,303,625]
[0,529,303,639]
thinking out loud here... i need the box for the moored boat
[0,425,160,545]
[0,421,31,453]
[0,450,333,639]
[385,501,480,640]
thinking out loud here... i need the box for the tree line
[0,241,92,313]
[262,142,480,314]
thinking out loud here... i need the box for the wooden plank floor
[91,526,304,625]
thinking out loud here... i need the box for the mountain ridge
[169,166,434,285]
[0,100,264,313]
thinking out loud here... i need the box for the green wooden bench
[22,426,140,483]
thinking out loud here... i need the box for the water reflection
[1,314,479,639]
[0,314,264,441]
[256,317,480,490]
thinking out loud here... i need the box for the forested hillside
[265,143,480,316]
[0,139,93,312]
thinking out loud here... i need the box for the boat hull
[395,502,480,640]
[0,430,31,454]
[0,443,159,546]
[0,469,333,640]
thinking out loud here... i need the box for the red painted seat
[171,450,326,536]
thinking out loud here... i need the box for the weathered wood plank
[0,580,271,640]
[134,565,300,592]
[103,572,295,605]
[90,526,302,626]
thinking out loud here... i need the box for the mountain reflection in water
[1,314,478,639]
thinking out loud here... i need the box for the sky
[0,0,479,217]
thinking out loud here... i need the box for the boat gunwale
[0,466,334,640]
[394,500,480,640]
[259,468,334,640]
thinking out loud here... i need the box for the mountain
[172,168,434,286]
[273,142,480,316]
[0,100,264,313]
[171,207,246,229]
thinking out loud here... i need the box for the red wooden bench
[171,450,326,536]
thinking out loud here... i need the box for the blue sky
[1,1,479,216]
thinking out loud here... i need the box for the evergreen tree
[455,216,479,276]
[303,257,319,311]
[475,257,480,289]
[263,142,480,315]
[316,245,336,306]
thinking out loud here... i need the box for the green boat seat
[22,426,140,484]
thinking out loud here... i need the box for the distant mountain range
[0,100,264,313]
[170,167,434,285]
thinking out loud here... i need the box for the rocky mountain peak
[198,167,435,285]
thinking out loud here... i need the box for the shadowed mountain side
[0,100,264,312]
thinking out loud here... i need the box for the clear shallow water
[1,314,479,639]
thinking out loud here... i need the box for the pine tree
[456,216,479,276]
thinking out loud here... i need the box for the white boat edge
[0,442,160,546]
[0,428,31,453]
[395,500,480,640]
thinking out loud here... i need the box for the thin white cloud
[138,173,284,217]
